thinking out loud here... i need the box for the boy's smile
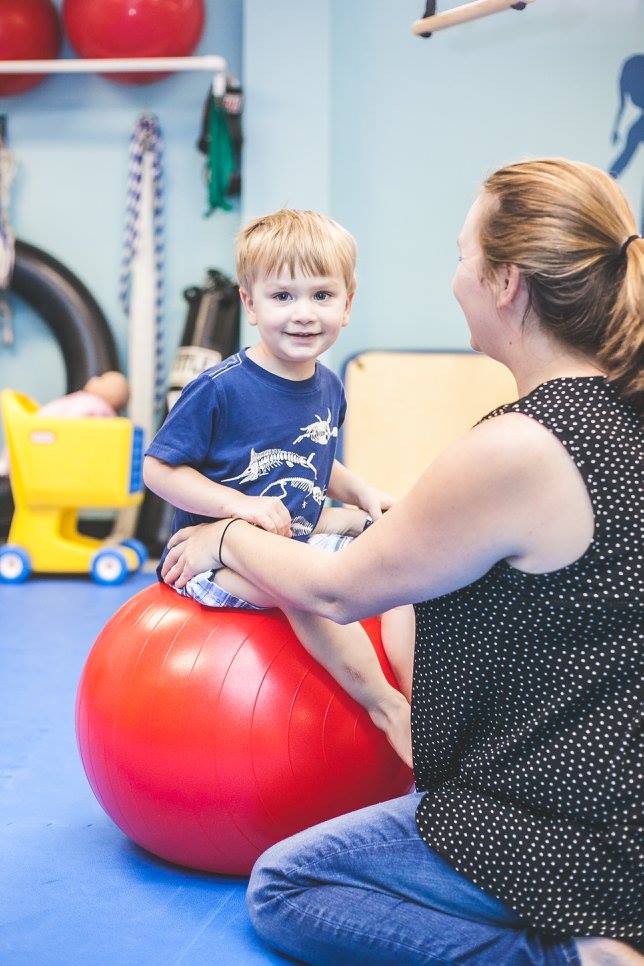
[240,272,354,380]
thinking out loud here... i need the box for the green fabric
[205,94,235,215]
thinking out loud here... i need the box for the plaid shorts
[176,531,355,610]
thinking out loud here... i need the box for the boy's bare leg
[214,569,412,767]
[214,566,276,608]
[284,608,412,769]
[380,606,416,703]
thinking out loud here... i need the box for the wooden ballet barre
[412,0,536,37]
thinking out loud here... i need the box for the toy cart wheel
[0,545,32,584]
[90,548,129,586]
[119,538,148,570]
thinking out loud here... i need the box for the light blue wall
[241,0,332,347]
[242,0,643,366]
[0,0,242,414]
[329,0,644,360]
[242,0,331,217]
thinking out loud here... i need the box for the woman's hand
[161,520,230,588]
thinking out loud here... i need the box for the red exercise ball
[76,584,412,875]
[0,0,62,96]
[62,0,206,85]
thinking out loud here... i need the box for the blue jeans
[246,792,581,965]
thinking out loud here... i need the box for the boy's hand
[314,506,370,537]
[231,494,292,537]
[354,485,395,520]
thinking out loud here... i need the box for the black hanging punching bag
[135,269,241,557]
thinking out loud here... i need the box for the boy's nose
[291,304,317,324]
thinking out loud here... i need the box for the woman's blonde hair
[236,209,357,295]
[479,158,643,410]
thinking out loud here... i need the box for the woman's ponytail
[599,237,644,411]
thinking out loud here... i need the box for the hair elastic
[218,517,244,569]
[620,234,640,257]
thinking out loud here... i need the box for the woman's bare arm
[162,413,592,622]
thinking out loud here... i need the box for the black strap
[419,0,437,37]
[419,1,529,38]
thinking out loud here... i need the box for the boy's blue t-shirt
[146,349,347,565]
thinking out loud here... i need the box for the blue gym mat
[0,574,285,965]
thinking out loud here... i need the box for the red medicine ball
[0,0,62,96]
[76,584,413,875]
[62,0,206,85]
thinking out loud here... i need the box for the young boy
[144,209,415,766]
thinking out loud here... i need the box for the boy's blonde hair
[236,209,357,295]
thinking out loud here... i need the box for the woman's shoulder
[420,408,593,577]
[459,408,563,472]
[414,414,567,543]
[431,408,583,527]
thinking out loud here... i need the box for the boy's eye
[272,292,292,302]
[313,291,333,301]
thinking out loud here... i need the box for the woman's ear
[495,263,524,310]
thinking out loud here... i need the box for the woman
[162,159,642,965]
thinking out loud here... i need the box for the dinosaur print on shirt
[261,476,326,506]
[292,408,339,446]
[290,516,315,537]
[223,448,317,484]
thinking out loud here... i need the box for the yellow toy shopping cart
[0,389,145,585]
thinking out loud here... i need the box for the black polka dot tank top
[412,377,642,941]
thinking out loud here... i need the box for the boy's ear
[341,291,355,327]
[239,287,257,326]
